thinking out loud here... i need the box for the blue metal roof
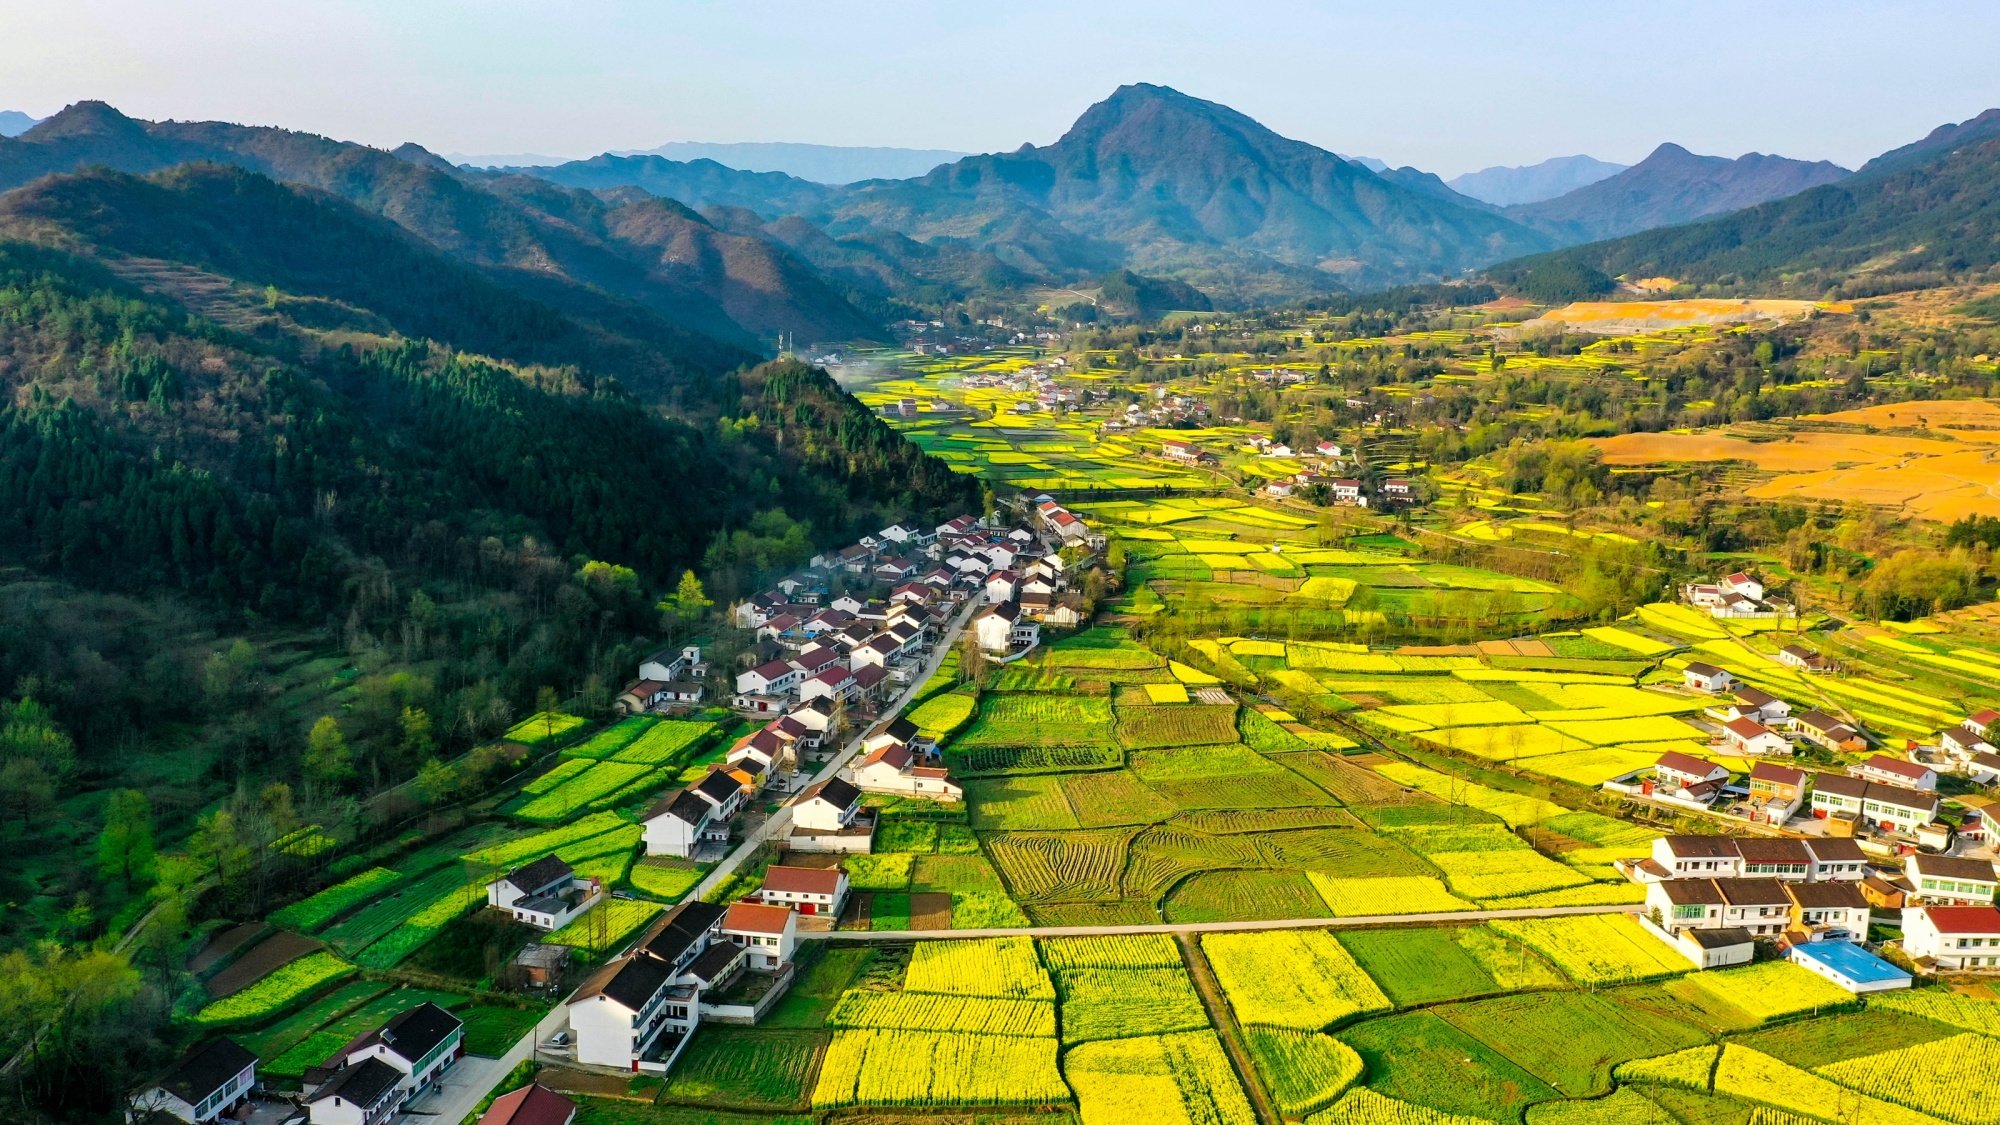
[1789,941,1910,984]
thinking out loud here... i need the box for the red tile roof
[760,865,845,896]
[723,901,793,934]
[1920,905,2000,934]
[481,1083,576,1125]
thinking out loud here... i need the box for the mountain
[445,150,575,168]
[0,111,39,137]
[531,154,837,214]
[617,141,972,184]
[1338,154,1389,172]
[1448,155,1627,207]
[1373,164,1500,212]
[1508,143,1850,242]
[0,102,888,350]
[522,85,1552,301]
[1484,126,2000,297]
[1860,107,2000,174]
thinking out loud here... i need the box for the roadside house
[1904,853,1999,905]
[1901,904,2000,972]
[129,1039,258,1125]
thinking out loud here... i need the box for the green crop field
[662,1027,824,1109]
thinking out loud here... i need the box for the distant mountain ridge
[0,111,39,137]
[0,102,887,354]
[1448,155,1627,207]
[529,84,1553,300]
[1507,143,1850,242]
[613,141,973,184]
[1485,118,2000,297]
[1860,106,2000,175]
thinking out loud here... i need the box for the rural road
[808,901,1641,941]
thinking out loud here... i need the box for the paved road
[807,901,1641,941]
[686,595,980,901]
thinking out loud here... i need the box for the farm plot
[983,830,1128,902]
[544,900,663,954]
[352,883,484,969]
[661,1027,823,1109]
[1065,1031,1257,1125]
[1438,991,1708,1099]
[1316,1088,1502,1125]
[903,936,1055,1000]
[321,866,469,956]
[1426,848,1593,901]
[1340,1010,1557,1120]
[1245,1028,1363,1118]
[1114,703,1242,748]
[464,813,636,870]
[1711,1045,1945,1125]
[829,990,1055,1037]
[269,868,404,932]
[1817,1032,2000,1125]
[1308,874,1473,917]
[1203,930,1389,1030]
[965,775,1080,830]
[610,719,713,764]
[561,716,656,759]
[810,1028,1067,1109]
[511,761,656,820]
[1040,933,1184,970]
[1059,769,1178,826]
[954,693,1114,748]
[1489,916,1689,985]
[194,951,354,1027]
[1373,761,1566,827]
[1057,965,1210,1043]
[502,711,586,746]
[1338,925,1561,1005]
[1165,870,1332,923]
[1667,961,1855,1025]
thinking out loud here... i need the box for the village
[129,498,1113,1124]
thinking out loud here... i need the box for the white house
[1652,751,1730,801]
[1808,773,1940,834]
[639,645,706,684]
[1722,571,1764,602]
[1795,710,1865,754]
[1682,662,1733,693]
[1721,716,1791,757]
[849,634,901,672]
[756,865,849,917]
[130,1039,257,1125]
[793,778,864,833]
[797,665,857,705]
[974,601,1023,654]
[1901,904,2000,972]
[307,1003,464,1124]
[1905,853,1999,905]
[721,901,798,971]
[1645,877,1793,937]
[1784,880,1871,943]
[1854,755,1937,792]
[1731,686,1792,725]
[643,790,720,859]
[984,570,1020,603]
[735,659,803,699]
[567,903,733,1072]
[850,742,963,802]
[1777,644,1833,673]
[1941,724,1996,761]
[689,771,745,821]
[485,855,602,931]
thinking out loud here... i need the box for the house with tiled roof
[1853,754,1937,792]
[1902,904,2000,971]
[479,1083,576,1125]
[1794,710,1864,754]
[129,1038,258,1125]
[1721,716,1791,757]
[1904,853,1999,906]
[756,865,849,916]
[305,1002,464,1122]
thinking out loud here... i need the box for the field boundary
[809,901,1639,940]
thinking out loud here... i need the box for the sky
[6,0,1999,176]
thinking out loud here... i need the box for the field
[1203,930,1389,1030]
[1489,916,1690,986]
[660,1027,824,1109]
[1065,1032,1257,1125]
[810,1029,1068,1108]
[1245,1028,1364,1117]
[193,951,353,1027]
[1337,925,1561,1005]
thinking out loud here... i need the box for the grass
[764,947,870,1030]
[1244,1028,1364,1118]
[1342,1010,1558,1120]
[661,1027,824,1109]
[457,1004,548,1055]
[543,900,663,955]
[955,693,1115,748]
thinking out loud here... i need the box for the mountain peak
[25,100,147,141]
[391,142,457,172]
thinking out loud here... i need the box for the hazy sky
[6,0,1998,175]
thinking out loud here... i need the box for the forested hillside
[0,160,975,1115]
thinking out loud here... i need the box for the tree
[399,706,435,764]
[95,789,156,886]
[303,716,354,788]
[414,757,460,805]
[659,569,714,641]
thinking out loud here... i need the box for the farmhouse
[1904,853,1999,905]
[642,789,727,859]
[485,855,603,931]
[735,660,803,700]
[1721,716,1791,757]
[1650,751,1730,803]
[1747,762,1806,810]
[1941,724,1996,760]
[1682,662,1733,693]
[789,778,875,854]
[567,902,732,1073]
[973,601,1038,654]
[306,1002,464,1124]
[850,741,963,802]
[1730,686,1792,725]
[129,1038,258,1125]
[479,1083,577,1125]
[1852,754,1936,792]
[1637,835,1862,883]
[755,865,849,916]
[1901,904,2000,972]
[1783,880,1872,943]
[1778,644,1834,673]
[721,901,798,971]
[1794,710,1865,754]
[797,665,857,705]
[1809,772,1941,834]
[1646,877,1795,937]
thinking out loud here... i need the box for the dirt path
[1179,933,1279,1125]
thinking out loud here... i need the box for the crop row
[811,1029,1066,1108]
[1203,930,1389,1030]
[195,951,353,1027]
[269,867,404,932]
[903,936,1054,1001]
[829,990,1055,1037]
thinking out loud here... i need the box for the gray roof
[504,854,573,894]
[159,1038,255,1105]
[308,1057,402,1106]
